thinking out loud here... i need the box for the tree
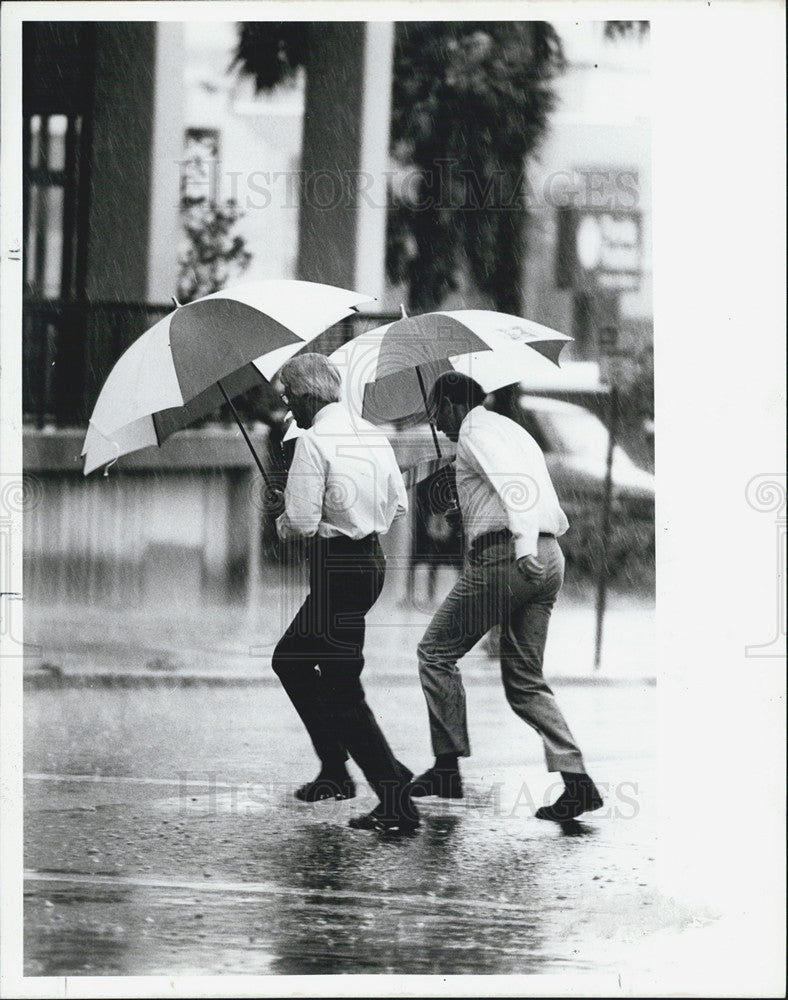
[387,22,564,312]
[177,198,252,303]
[232,21,564,313]
[603,21,649,39]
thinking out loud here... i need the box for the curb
[23,672,656,691]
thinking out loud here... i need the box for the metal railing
[22,298,400,428]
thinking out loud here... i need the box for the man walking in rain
[271,354,420,832]
[409,372,603,822]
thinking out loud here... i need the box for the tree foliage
[603,21,650,40]
[177,198,252,304]
[388,22,564,311]
[232,21,564,313]
[231,22,308,90]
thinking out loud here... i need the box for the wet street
[23,673,669,979]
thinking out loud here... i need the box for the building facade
[21,19,652,607]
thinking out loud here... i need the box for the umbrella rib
[151,412,163,448]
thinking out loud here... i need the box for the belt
[470,528,555,556]
[314,532,379,548]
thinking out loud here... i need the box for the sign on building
[557,205,642,291]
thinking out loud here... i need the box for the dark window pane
[182,128,220,203]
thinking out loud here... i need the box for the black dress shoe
[294,774,356,802]
[535,775,603,822]
[348,801,420,832]
[408,766,464,799]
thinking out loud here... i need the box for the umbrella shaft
[217,380,272,490]
[415,366,442,459]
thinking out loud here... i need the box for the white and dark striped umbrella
[282,309,568,481]
[337,309,571,428]
[283,329,458,488]
[82,279,372,475]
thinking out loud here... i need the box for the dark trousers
[272,533,404,801]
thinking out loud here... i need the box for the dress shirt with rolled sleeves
[276,402,408,540]
[455,406,569,560]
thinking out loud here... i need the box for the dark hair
[427,372,487,416]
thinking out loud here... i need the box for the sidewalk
[23,568,655,689]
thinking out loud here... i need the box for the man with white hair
[271,353,419,832]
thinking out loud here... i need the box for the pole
[594,383,619,670]
[415,365,442,459]
[217,379,273,490]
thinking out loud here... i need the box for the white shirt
[456,406,569,560]
[276,402,408,540]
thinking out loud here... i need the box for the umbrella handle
[415,366,442,459]
[216,379,274,492]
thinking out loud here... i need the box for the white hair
[279,353,342,404]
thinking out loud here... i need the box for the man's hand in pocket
[516,553,545,582]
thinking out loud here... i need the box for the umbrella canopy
[448,345,565,393]
[281,329,459,488]
[82,279,372,475]
[348,310,571,427]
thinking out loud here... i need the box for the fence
[22,297,401,428]
[22,297,654,599]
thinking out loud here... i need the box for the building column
[86,23,157,303]
[297,22,394,302]
[147,22,185,304]
[353,22,395,302]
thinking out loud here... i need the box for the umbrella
[281,329,458,489]
[326,310,571,456]
[82,279,373,478]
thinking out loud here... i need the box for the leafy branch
[177,198,252,304]
[231,21,564,313]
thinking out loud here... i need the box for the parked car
[516,394,655,521]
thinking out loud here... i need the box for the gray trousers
[417,533,586,773]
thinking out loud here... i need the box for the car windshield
[537,408,613,459]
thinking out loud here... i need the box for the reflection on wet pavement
[24,680,661,976]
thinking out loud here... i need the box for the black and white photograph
[0,1,784,996]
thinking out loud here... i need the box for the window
[24,112,85,300]
[181,128,220,205]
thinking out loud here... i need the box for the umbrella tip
[171,295,182,309]
[400,304,408,319]
[102,440,121,477]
